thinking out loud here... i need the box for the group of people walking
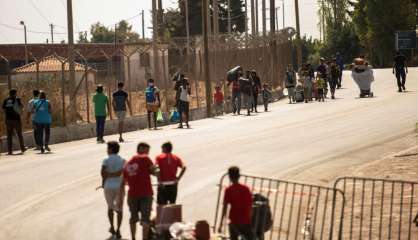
[2,89,52,155]
[284,54,344,104]
[227,69,272,116]
[100,141,186,240]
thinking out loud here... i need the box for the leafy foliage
[78,20,140,43]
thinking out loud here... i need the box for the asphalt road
[1,68,417,240]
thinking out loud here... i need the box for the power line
[28,0,52,24]
[0,22,67,35]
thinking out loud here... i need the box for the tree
[162,0,246,38]
[80,20,140,43]
[352,0,416,66]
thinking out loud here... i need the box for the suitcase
[156,204,182,233]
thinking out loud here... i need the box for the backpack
[252,194,273,235]
[145,87,156,103]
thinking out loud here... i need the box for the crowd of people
[1,51,411,155]
[100,141,186,240]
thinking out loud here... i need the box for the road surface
[1,68,418,240]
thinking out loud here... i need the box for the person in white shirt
[101,141,126,239]
[176,78,191,128]
[27,90,40,149]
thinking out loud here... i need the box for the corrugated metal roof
[12,55,96,73]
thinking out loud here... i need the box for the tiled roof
[13,55,95,73]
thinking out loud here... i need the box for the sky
[0,0,319,44]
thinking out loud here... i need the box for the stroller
[351,64,374,98]
[294,85,305,103]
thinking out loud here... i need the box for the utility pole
[270,0,278,86]
[255,0,259,34]
[227,0,232,34]
[294,0,302,66]
[50,24,54,44]
[152,0,159,78]
[262,0,266,36]
[202,0,212,117]
[244,0,248,39]
[213,0,219,36]
[251,0,256,35]
[141,10,145,40]
[19,21,28,64]
[275,7,279,32]
[282,0,285,29]
[185,0,190,53]
[114,24,117,46]
[67,0,76,122]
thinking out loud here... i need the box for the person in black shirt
[250,71,261,113]
[393,51,408,92]
[2,89,25,155]
[112,82,132,142]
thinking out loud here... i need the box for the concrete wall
[0,90,283,153]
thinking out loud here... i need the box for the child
[214,86,224,116]
[261,84,271,112]
[316,76,326,102]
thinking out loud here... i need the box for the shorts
[115,111,126,120]
[178,100,190,113]
[104,188,124,212]
[128,196,153,224]
[157,184,178,205]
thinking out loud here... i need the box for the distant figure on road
[241,71,253,116]
[101,141,125,239]
[299,64,312,103]
[352,57,374,98]
[113,82,132,143]
[121,142,159,240]
[329,59,340,99]
[336,52,344,88]
[285,64,296,104]
[315,75,326,102]
[316,58,329,98]
[214,85,225,116]
[251,70,261,113]
[2,89,25,155]
[218,166,253,240]
[176,77,191,128]
[27,90,40,149]
[261,84,272,111]
[393,51,408,92]
[227,70,242,115]
[93,85,110,143]
[145,79,161,130]
[155,142,186,205]
[33,91,52,153]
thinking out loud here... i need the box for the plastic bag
[169,222,195,240]
[157,109,164,122]
[170,109,180,122]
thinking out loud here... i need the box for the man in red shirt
[120,142,158,240]
[155,142,186,205]
[218,166,254,240]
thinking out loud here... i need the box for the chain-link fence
[0,30,294,137]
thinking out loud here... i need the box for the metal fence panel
[214,174,345,240]
[334,177,418,240]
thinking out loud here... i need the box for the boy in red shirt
[120,142,158,240]
[218,166,254,240]
[213,86,225,116]
[155,142,187,205]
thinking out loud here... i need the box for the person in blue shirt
[336,52,344,89]
[33,91,52,153]
[145,79,161,130]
